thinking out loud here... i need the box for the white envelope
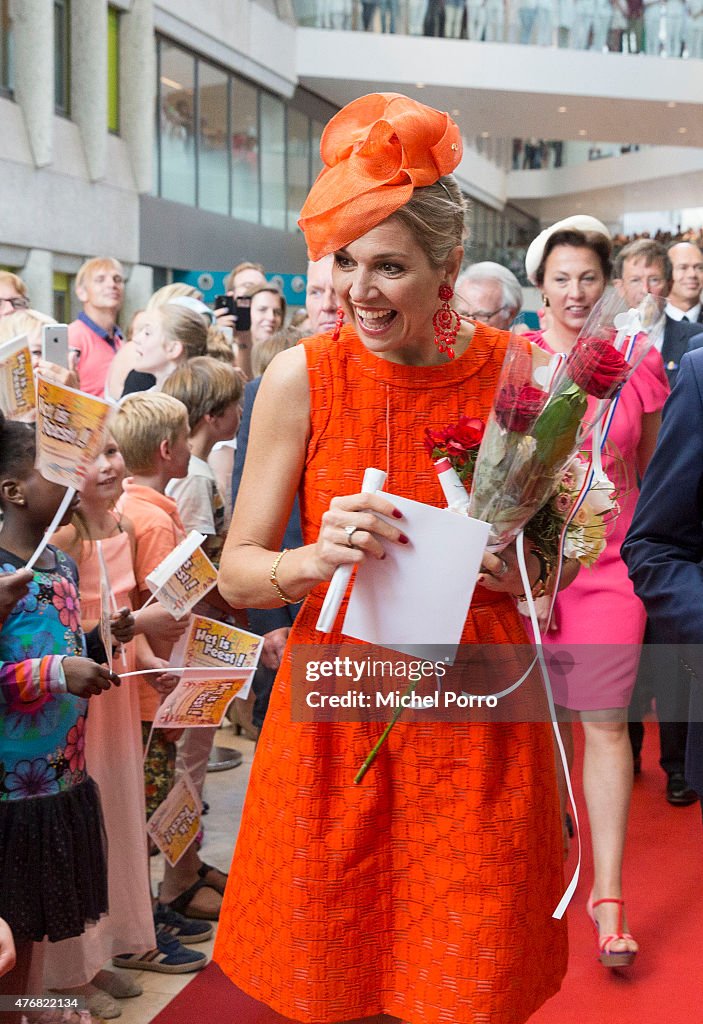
[342,492,490,664]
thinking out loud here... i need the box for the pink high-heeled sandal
[586,894,638,967]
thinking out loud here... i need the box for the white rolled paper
[315,467,387,634]
[433,458,469,513]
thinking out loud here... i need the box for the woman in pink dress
[523,215,669,967]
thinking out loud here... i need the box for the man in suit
[666,241,703,328]
[622,347,703,807]
[613,238,703,386]
[613,238,703,803]
[230,257,346,733]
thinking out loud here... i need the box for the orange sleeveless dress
[214,323,568,1024]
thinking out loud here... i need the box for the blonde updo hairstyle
[390,176,467,268]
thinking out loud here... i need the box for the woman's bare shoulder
[256,344,310,412]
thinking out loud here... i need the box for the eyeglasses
[0,296,30,311]
[457,305,508,323]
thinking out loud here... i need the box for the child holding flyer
[0,410,120,1020]
[163,356,243,564]
[45,433,208,1011]
[110,393,191,813]
[111,393,229,923]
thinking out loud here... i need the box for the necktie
[682,315,689,323]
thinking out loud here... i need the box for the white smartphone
[41,324,69,368]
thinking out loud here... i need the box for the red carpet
[152,722,703,1024]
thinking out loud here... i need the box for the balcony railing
[292,1,700,59]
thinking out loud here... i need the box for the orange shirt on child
[117,480,185,720]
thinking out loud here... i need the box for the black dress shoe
[666,772,699,806]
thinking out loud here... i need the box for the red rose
[565,337,630,399]
[444,416,484,462]
[424,425,450,458]
[494,384,547,434]
[424,417,484,462]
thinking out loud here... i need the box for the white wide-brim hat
[525,215,612,286]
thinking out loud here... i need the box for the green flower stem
[354,677,420,784]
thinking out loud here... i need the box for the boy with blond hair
[112,392,190,607]
[109,392,223,958]
[163,356,242,562]
[68,256,125,397]
[112,393,190,737]
[114,390,231,923]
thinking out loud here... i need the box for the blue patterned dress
[0,545,108,942]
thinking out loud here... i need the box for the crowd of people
[1,90,703,1024]
[487,224,703,286]
[302,0,703,57]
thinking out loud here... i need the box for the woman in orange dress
[215,93,570,1024]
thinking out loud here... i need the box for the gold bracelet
[270,549,297,605]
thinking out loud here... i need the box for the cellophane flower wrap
[467,289,665,552]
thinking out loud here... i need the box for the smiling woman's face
[540,245,606,339]
[332,218,460,365]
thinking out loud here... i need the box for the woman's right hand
[63,657,120,697]
[309,492,407,581]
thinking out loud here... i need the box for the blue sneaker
[112,931,208,973]
[154,901,213,944]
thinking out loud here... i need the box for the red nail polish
[392,508,403,519]
[399,533,409,544]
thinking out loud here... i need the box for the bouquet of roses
[462,289,664,557]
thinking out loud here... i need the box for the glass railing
[292,1,699,59]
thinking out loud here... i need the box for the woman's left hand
[477,542,536,596]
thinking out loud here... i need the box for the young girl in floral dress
[0,411,120,1022]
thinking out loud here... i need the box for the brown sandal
[164,878,222,920]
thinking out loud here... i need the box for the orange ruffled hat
[298,93,463,261]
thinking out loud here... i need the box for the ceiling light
[558,106,567,113]
[480,131,490,138]
[667,101,677,108]
[160,76,183,90]
[678,126,688,133]
[452,108,460,116]
[578,129,587,136]
[415,82,425,89]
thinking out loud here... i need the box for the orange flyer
[146,772,201,867]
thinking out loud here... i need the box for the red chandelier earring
[433,283,460,359]
[332,307,345,342]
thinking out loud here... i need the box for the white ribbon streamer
[26,486,76,570]
[516,531,580,919]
